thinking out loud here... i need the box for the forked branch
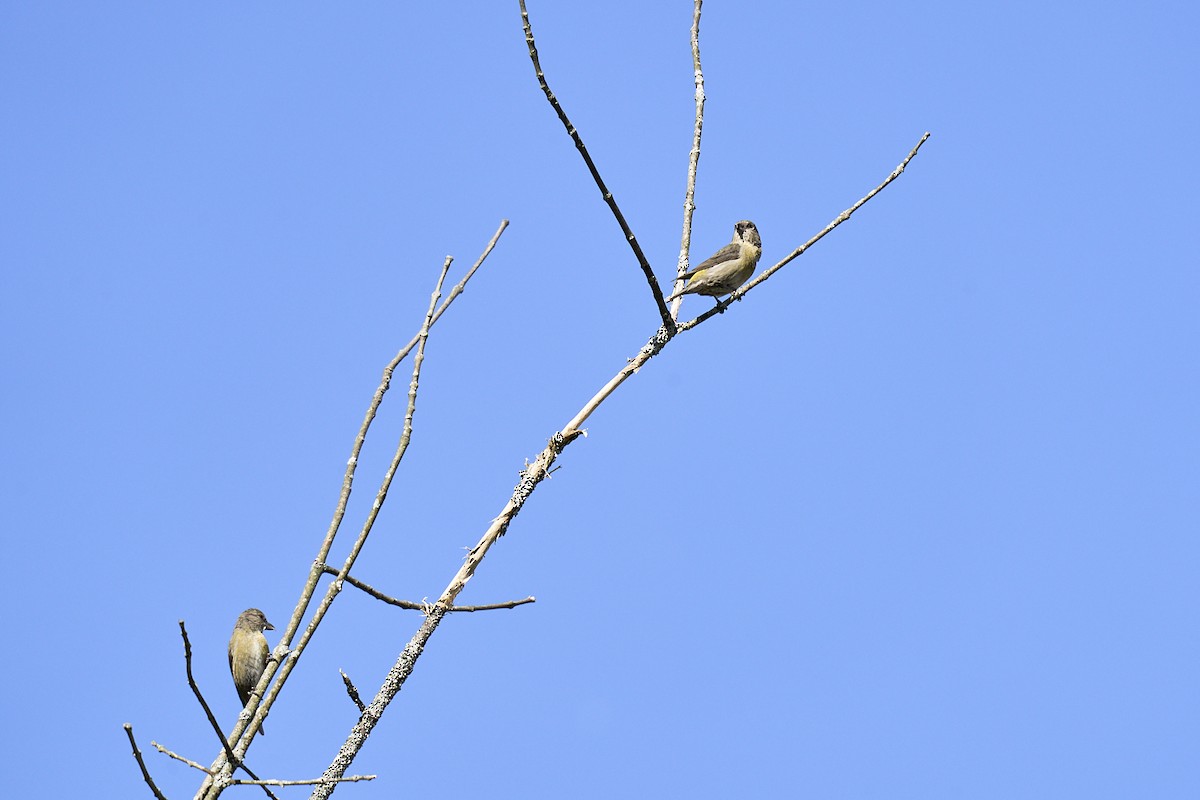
[193,225,505,800]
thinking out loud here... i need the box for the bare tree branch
[319,565,535,612]
[157,739,360,794]
[154,741,214,773]
[175,623,280,800]
[123,724,169,800]
[177,623,240,769]
[272,220,508,708]
[518,0,673,328]
[677,132,933,331]
[340,670,366,713]
[447,597,538,612]
[670,0,707,315]
[235,776,376,788]
[279,221,508,684]
[290,264,453,800]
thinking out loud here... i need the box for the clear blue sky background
[2,2,1196,797]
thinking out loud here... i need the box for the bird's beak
[265,621,276,631]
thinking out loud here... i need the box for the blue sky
[2,2,1197,797]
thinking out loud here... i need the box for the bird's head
[238,608,275,632]
[734,220,761,248]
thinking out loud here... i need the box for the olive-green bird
[229,608,274,734]
[666,220,762,303]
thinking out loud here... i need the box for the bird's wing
[680,241,742,279]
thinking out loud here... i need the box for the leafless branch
[236,775,376,787]
[448,597,538,612]
[340,670,366,713]
[170,624,285,800]
[154,741,214,774]
[124,724,169,800]
[281,221,508,683]
[270,220,507,709]
[677,132,932,331]
[177,622,246,772]
[319,565,535,612]
[670,0,707,315]
[518,0,673,328]
[156,740,344,795]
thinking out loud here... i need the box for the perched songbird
[229,608,275,734]
[666,220,762,303]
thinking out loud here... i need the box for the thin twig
[276,221,507,692]
[124,724,169,800]
[670,0,706,316]
[296,263,451,799]
[177,622,246,772]
[319,565,535,612]
[310,607,446,800]
[159,739,284,800]
[161,736,370,790]
[284,222,508,683]
[153,741,215,774]
[236,775,376,787]
[448,597,538,612]
[678,132,932,332]
[518,0,673,329]
[340,670,366,713]
[172,624,284,800]
[158,742,284,800]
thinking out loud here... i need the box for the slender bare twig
[751,133,931,291]
[173,623,284,800]
[310,607,446,800]
[283,258,449,715]
[124,724,169,800]
[340,670,366,713]
[177,623,244,768]
[156,743,280,800]
[235,776,376,787]
[319,565,535,612]
[161,738,285,800]
[268,220,508,699]
[158,740,364,792]
[448,597,538,612]
[153,741,214,774]
[677,132,932,332]
[292,265,450,800]
[164,745,281,800]
[274,221,508,677]
[518,0,673,328]
[670,0,706,316]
